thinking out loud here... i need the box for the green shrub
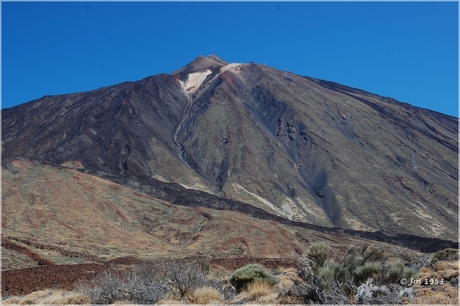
[353,261,383,284]
[342,255,365,274]
[363,246,385,262]
[394,248,432,270]
[315,261,349,289]
[292,246,421,304]
[432,248,458,264]
[230,264,278,291]
[384,261,416,284]
[306,242,331,269]
[201,261,210,274]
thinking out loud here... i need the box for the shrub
[353,261,383,284]
[284,279,354,304]
[409,255,432,270]
[156,260,233,300]
[356,278,413,304]
[200,261,210,274]
[345,244,385,263]
[81,266,168,304]
[394,248,432,270]
[432,248,458,264]
[306,242,331,269]
[292,254,354,304]
[384,261,416,284]
[362,245,386,262]
[316,261,349,289]
[278,281,322,304]
[230,264,278,291]
[291,247,420,304]
[158,260,208,298]
[80,260,231,304]
[294,253,314,281]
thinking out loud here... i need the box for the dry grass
[418,260,458,281]
[412,286,459,304]
[234,279,276,303]
[2,289,89,304]
[412,260,459,305]
[275,267,301,289]
[156,298,186,305]
[185,286,223,304]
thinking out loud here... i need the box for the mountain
[2,55,458,246]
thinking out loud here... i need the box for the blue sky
[2,1,458,117]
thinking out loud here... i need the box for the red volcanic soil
[2,263,111,296]
[2,257,294,296]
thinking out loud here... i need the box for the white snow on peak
[179,69,212,96]
[179,63,242,97]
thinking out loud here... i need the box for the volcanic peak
[2,54,458,242]
[175,55,243,97]
[173,54,229,75]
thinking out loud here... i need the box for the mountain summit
[2,55,458,241]
[172,54,229,75]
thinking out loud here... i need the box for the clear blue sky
[2,1,458,117]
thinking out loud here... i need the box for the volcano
[2,54,458,257]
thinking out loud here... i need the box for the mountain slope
[1,160,306,271]
[2,55,458,240]
[2,160,455,273]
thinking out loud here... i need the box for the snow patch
[179,63,242,98]
[179,69,212,96]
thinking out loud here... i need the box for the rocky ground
[2,257,293,296]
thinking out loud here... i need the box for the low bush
[80,260,233,304]
[158,260,208,298]
[315,261,349,289]
[432,248,458,264]
[352,261,383,284]
[356,278,413,304]
[384,261,416,284]
[156,260,233,301]
[290,242,423,304]
[200,261,210,274]
[306,242,331,269]
[230,264,278,291]
[394,247,432,270]
[81,266,168,304]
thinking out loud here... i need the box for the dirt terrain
[2,257,294,296]
[2,262,110,296]
[3,162,454,298]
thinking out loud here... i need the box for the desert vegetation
[2,244,458,304]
